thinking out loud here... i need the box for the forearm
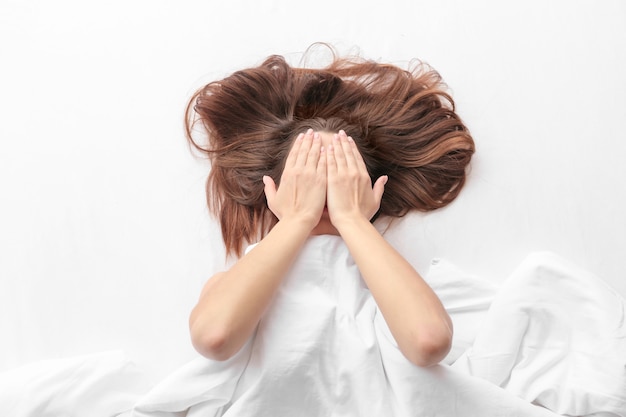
[190,218,312,360]
[336,216,453,367]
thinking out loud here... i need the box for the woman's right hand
[192,131,327,361]
[263,129,327,231]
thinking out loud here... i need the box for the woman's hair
[185,51,475,257]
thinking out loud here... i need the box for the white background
[1,0,625,383]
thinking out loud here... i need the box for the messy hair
[185,52,475,257]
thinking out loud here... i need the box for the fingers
[372,175,388,207]
[295,129,316,167]
[329,131,353,172]
[285,129,324,170]
[307,131,323,167]
[316,136,327,179]
[264,130,326,225]
[326,134,337,175]
[329,130,367,177]
[262,175,277,212]
[344,131,369,173]
[338,130,359,172]
[325,130,387,222]
[284,132,304,168]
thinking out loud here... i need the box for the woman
[184,50,475,411]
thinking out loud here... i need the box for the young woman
[184,50,475,411]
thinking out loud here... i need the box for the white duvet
[452,251,626,416]
[129,236,625,417]
[2,237,624,417]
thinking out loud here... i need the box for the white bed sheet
[1,249,623,416]
[128,241,625,417]
[0,351,150,417]
[452,252,626,416]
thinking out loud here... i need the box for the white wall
[1,0,625,382]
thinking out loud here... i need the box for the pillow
[0,350,150,417]
[424,258,499,364]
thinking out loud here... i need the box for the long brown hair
[185,52,475,257]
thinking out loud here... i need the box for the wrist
[277,214,320,235]
[332,213,372,236]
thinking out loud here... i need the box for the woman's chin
[310,217,339,236]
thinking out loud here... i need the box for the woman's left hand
[325,130,388,228]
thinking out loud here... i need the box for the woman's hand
[326,130,387,228]
[191,131,327,362]
[263,129,327,231]
[325,130,452,367]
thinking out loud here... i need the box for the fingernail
[307,128,313,135]
[314,132,320,140]
[297,133,304,141]
[347,136,354,142]
[339,129,346,136]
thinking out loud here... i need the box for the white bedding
[452,252,626,416]
[0,351,150,417]
[2,240,624,416]
[127,238,625,417]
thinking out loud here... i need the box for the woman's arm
[189,130,327,360]
[326,131,453,367]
